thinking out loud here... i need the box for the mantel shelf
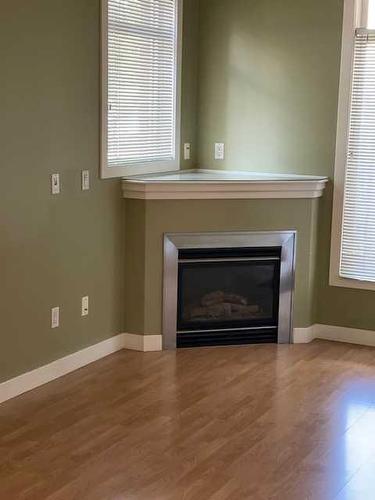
[121,169,328,200]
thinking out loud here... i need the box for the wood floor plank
[1,341,375,499]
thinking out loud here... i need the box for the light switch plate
[214,143,225,160]
[81,296,89,317]
[51,173,60,195]
[81,170,90,191]
[51,307,60,328]
[184,143,191,160]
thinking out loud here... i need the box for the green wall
[197,0,375,331]
[181,0,200,169]
[197,0,342,174]
[0,0,198,383]
[0,0,124,383]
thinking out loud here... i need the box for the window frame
[100,0,183,179]
[330,0,375,290]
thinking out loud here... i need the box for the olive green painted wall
[124,201,146,335]
[0,0,199,383]
[197,0,375,331]
[197,0,342,175]
[181,0,200,169]
[124,198,319,334]
[0,0,124,384]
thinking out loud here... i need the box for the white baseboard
[314,324,375,347]
[0,333,163,404]
[2,325,374,405]
[123,333,163,352]
[293,326,316,344]
[293,324,375,347]
[0,334,125,405]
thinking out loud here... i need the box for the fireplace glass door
[177,247,281,347]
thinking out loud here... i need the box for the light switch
[81,170,90,191]
[81,296,89,317]
[51,173,60,195]
[215,143,225,160]
[184,143,191,160]
[51,307,60,328]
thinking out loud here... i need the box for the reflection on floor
[1,340,375,499]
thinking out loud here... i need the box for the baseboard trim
[314,324,375,347]
[293,326,316,344]
[123,333,163,352]
[293,324,375,347]
[0,333,163,404]
[0,335,125,405]
[2,325,374,405]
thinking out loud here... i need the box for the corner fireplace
[163,232,296,349]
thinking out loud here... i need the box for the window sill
[329,273,375,291]
[101,160,180,179]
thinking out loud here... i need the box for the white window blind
[106,0,178,172]
[340,30,375,281]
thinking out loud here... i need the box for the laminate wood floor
[1,340,375,500]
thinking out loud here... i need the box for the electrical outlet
[81,170,90,191]
[51,173,60,194]
[81,296,89,317]
[51,307,60,328]
[215,143,225,160]
[184,143,191,160]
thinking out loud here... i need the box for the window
[101,0,182,178]
[330,0,375,289]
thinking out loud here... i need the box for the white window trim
[100,0,183,179]
[329,0,375,291]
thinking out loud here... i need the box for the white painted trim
[0,333,163,404]
[314,324,375,347]
[0,335,125,404]
[100,0,183,179]
[293,326,316,344]
[294,324,375,347]
[329,0,375,291]
[122,170,328,200]
[123,333,163,352]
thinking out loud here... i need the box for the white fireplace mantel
[121,169,328,200]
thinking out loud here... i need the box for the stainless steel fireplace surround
[163,231,296,349]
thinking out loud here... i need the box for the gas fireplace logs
[186,290,262,321]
